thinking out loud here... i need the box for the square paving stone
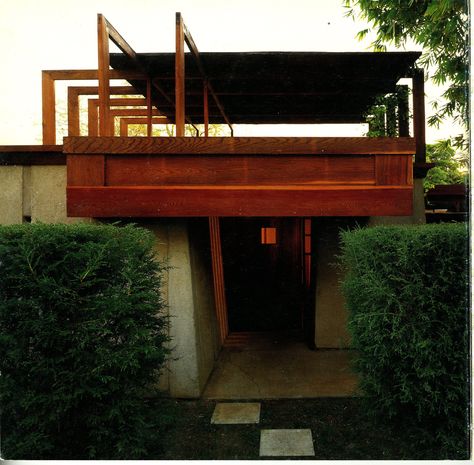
[211,402,261,424]
[259,429,315,457]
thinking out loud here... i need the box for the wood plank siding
[65,136,414,217]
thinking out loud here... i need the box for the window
[261,227,277,244]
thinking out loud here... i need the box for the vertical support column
[98,14,111,136]
[87,99,99,136]
[175,12,185,137]
[120,118,128,136]
[413,69,426,163]
[42,71,56,144]
[396,85,410,137]
[209,217,228,344]
[203,80,209,137]
[67,88,80,136]
[386,96,397,137]
[146,78,152,136]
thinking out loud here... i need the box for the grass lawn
[148,397,469,460]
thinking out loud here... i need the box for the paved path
[204,343,358,399]
[211,401,315,457]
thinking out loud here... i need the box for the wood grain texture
[0,145,64,165]
[67,155,105,186]
[209,217,228,344]
[0,145,63,152]
[63,136,416,155]
[375,155,412,185]
[67,185,412,217]
[175,13,185,136]
[42,71,56,144]
[105,154,375,186]
[98,14,111,136]
[43,69,147,80]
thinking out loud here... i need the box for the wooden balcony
[65,136,414,217]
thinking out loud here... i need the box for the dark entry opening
[220,217,307,333]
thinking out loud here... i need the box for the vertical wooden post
[209,217,228,345]
[98,14,111,136]
[87,99,99,136]
[386,96,397,137]
[67,88,80,136]
[120,118,128,136]
[413,69,426,163]
[203,80,209,137]
[396,85,410,137]
[42,71,56,144]
[146,78,152,136]
[175,12,185,137]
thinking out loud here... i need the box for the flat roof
[110,51,421,124]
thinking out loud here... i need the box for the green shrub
[340,223,469,458]
[0,223,169,459]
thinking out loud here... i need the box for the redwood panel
[209,217,228,344]
[375,155,412,185]
[67,185,412,217]
[64,136,416,155]
[67,155,105,186]
[105,155,375,186]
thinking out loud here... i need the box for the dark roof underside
[110,51,421,124]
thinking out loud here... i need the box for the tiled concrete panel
[260,429,315,457]
[211,402,260,424]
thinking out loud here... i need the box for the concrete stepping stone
[211,402,261,424]
[259,429,315,457]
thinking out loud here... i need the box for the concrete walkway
[203,336,358,399]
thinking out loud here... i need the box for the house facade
[0,13,429,398]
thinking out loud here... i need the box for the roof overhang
[110,51,421,124]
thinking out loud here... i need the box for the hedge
[0,223,169,459]
[340,223,469,458]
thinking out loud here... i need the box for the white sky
[0,0,461,144]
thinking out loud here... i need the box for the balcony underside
[65,136,415,218]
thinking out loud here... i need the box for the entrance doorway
[220,218,311,337]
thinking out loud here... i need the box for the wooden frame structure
[1,13,429,345]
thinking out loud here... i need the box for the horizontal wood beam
[0,145,64,165]
[43,69,147,80]
[181,14,233,132]
[67,185,413,217]
[64,136,416,155]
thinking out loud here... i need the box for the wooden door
[220,218,304,332]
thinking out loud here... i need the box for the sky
[0,0,460,144]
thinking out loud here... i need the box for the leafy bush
[0,223,169,459]
[340,223,469,458]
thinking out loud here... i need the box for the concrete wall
[314,182,426,349]
[141,220,220,398]
[0,166,23,224]
[0,166,221,399]
[313,218,366,349]
[0,165,89,224]
[188,220,220,393]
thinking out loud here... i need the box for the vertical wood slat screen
[209,217,228,344]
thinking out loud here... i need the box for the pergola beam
[98,13,197,134]
[180,13,233,135]
[67,86,142,136]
